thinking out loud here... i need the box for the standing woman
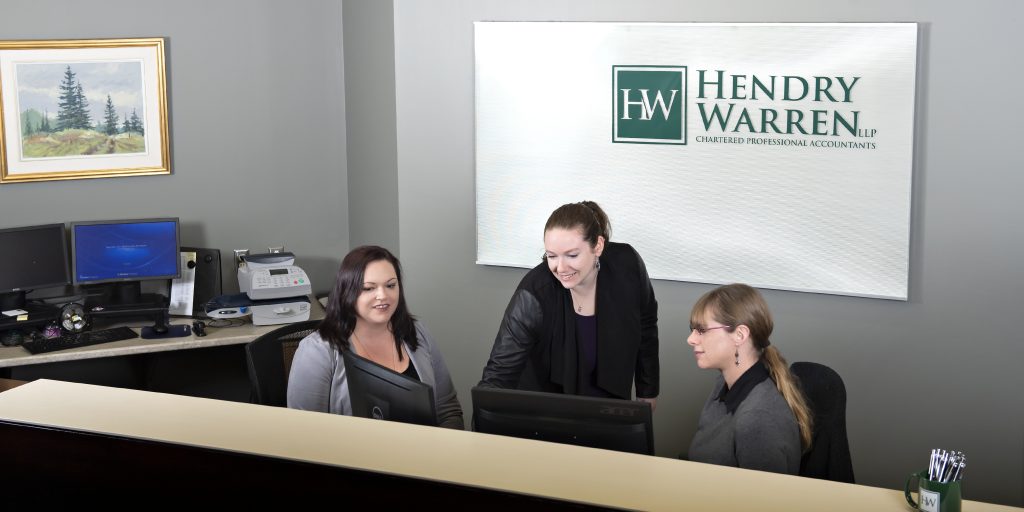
[479,201,659,405]
[686,283,812,474]
[287,245,464,429]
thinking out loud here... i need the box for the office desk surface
[0,298,325,368]
[0,380,1017,511]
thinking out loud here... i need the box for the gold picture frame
[0,37,170,183]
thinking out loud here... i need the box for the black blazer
[480,241,659,399]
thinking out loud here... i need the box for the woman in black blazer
[479,201,659,405]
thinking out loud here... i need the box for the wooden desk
[0,380,1018,510]
[0,297,325,369]
[0,377,26,392]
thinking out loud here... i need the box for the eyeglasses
[690,325,731,335]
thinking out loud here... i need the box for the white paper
[169,251,196,316]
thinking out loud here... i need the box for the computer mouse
[192,320,207,337]
[152,323,169,335]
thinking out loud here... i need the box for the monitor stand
[0,291,61,332]
[0,290,27,312]
[81,282,169,330]
[82,282,167,310]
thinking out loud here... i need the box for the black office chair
[245,320,321,407]
[791,361,856,483]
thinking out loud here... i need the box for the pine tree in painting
[74,83,91,129]
[129,109,143,135]
[56,66,80,131]
[103,95,119,135]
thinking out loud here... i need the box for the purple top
[576,312,612,397]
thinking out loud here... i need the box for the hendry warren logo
[612,65,687,145]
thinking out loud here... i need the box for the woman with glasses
[479,201,659,406]
[686,283,812,474]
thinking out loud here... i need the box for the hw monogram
[612,66,687,145]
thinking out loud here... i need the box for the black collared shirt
[716,361,770,414]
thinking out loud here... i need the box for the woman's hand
[639,396,657,412]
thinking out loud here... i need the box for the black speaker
[181,247,222,317]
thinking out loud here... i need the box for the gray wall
[0,0,349,294]
[343,0,400,252]
[381,0,1024,506]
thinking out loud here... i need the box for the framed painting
[0,37,169,183]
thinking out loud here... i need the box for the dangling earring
[595,256,601,271]
[734,347,740,366]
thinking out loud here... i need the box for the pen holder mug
[905,470,961,512]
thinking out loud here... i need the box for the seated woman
[686,284,811,474]
[287,245,464,429]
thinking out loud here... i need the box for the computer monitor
[0,223,71,311]
[471,386,655,455]
[70,218,180,306]
[342,350,437,427]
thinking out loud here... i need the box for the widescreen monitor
[0,223,70,311]
[471,386,654,455]
[343,350,437,427]
[70,218,180,306]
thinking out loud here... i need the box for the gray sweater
[688,373,800,475]
[286,321,464,430]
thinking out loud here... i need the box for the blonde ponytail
[762,346,813,453]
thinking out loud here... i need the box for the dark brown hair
[318,245,417,358]
[543,200,611,248]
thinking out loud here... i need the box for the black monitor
[70,218,180,306]
[471,386,655,455]
[343,350,437,427]
[0,223,71,311]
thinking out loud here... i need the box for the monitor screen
[343,350,437,427]
[471,386,654,455]
[71,218,180,285]
[0,223,70,310]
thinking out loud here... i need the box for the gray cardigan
[688,374,800,475]
[286,321,464,430]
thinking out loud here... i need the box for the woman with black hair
[287,245,464,429]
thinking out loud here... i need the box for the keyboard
[22,326,140,355]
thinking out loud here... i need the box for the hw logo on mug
[612,65,687,145]
[920,489,940,512]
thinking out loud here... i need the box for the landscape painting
[0,38,169,183]
[18,61,147,158]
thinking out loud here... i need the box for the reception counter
[0,380,1018,509]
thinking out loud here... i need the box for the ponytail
[762,346,814,453]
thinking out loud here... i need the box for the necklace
[352,331,398,372]
[570,288,592,315]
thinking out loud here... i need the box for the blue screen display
[73,220,179,283]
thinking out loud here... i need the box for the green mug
[905,470,962,512]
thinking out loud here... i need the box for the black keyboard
[22,326,140,354]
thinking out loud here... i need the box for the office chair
[245,320,321,407]
[791,361,856,483]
